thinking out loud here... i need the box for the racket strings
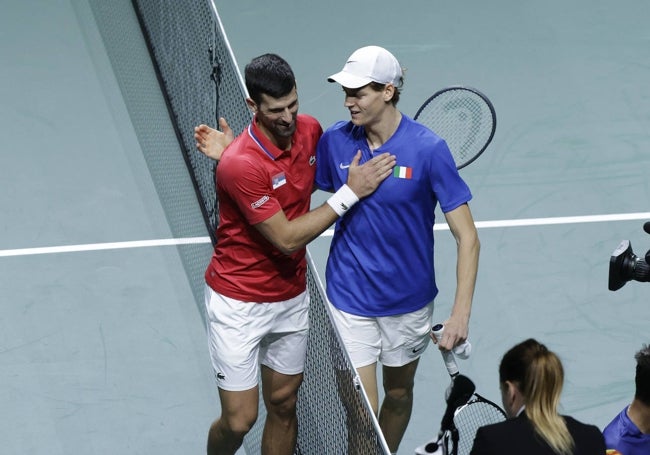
[419,94,492,159]
[453,399,507,455]
[414,88,496,169]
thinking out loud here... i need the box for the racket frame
[414,85,497,170]
[452,393,507,455]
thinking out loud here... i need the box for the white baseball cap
[327,45,403,89]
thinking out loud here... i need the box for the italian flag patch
[393,165,413,179]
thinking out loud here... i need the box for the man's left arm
[438,203,480,351]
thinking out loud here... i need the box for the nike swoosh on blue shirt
[339,163,351,169]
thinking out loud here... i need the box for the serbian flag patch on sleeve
[393,165,413,179]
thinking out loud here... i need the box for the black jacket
[470,413,605,455]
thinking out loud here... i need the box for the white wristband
[326,184,359,217]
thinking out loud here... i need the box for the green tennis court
[1,1,649,453]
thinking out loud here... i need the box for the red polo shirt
[205,114,322,302]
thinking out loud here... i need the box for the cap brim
[327,71,373,89]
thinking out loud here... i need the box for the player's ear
[383,84,395,102]
[501,380,520,417]
[246,97,257,114]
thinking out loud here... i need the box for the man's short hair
[635,344,650,405]
[245,53,296,105]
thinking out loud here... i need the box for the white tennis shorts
[328,302,434,368]
[204,284,309,391]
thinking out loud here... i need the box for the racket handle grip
[432,324,459,377]
[441,349,460,377]
[432,323,472,377]
[431,323,472,359]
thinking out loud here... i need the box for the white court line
[321,212,650,236]
[2,212,649,257]
[0,237,212,257]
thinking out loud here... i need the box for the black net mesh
[299,258,389,454]
[131,0,251,238]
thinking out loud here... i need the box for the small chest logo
[272,172,287,189]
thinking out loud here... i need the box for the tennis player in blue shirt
[316,45,480,454]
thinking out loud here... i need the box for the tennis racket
[415,324,506,455]
[414,86,496,170]
[451,393,507,455]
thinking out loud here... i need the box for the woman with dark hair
[470,339,605,455]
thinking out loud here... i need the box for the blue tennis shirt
[603,406,650,455]
[315,115,472,317]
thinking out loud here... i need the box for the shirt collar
[248,115,289,161]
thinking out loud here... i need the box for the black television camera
[609,222,650,291]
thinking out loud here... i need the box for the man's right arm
[255,150,395,255]
[198,119,396,254]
